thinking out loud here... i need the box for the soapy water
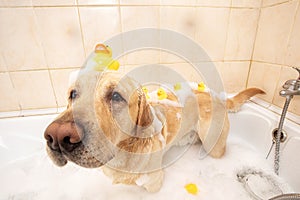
[0,136,292,200]
[1,29,292,199]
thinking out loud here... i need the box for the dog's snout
[44,122,83,152]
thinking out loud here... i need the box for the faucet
[280,67,300,97]
[270,66,300,175]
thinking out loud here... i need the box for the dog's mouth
[45,126,115,168]
[46,142,112,168]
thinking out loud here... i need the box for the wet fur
[45,71,265,192]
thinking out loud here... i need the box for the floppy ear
[136,88,153,128]
[129,87,154,136]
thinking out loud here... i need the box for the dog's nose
[44,122,83,152]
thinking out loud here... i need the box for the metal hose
[274,96,292,175]
[269,193,300,200]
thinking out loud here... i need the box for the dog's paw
[141,170,164,193]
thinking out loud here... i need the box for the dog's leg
[198,114,230,158]
[140,170,164,192]
[196,92,230,158]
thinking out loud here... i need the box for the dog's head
[44,71,154,168]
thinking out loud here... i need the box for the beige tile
[121,64,138,74]
[123,49,160,65]
[0,8,46,71]
[0,72,20,112]
[121,6,160,32]
[10,70,57,109]
[0,53,7,72]
[32,0,76,6]
[124,63,203,86]
[161,0,197,6]
[160,7,196,40]
[34,7,85,69]
[160,7,197,63]
[121,7,160,58]
[79,7,121,56]
[50,69,76,107]
[121,0,160,5]
[286,3,300,67]
[263,0,290,7]
[160,50,187,64]
[225,8,259,60]
[164,63,204,83]
[289,95,300,115]
[272,66,300,115]
[195,7,230,61]
[78,0,118,5]
[196,0,231,7]
[231,0,262,8]
[216,61,250,93]
[0,0,32,7]
[247,62,281,102]
[253,1,298,64]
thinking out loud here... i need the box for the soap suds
[0,136,292,200]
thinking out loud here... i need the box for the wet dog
[44,70,264,192]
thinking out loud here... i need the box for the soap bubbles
[72,28,226,173]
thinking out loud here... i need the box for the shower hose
[270,193,300,200]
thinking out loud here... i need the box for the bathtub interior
[231,103,300,192]
[0,102,299,200]
[0,115,55,165]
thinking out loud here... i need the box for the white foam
[135,174,150,186]
[150,106,163,134]
[0,135,293,200]
[68,70,80,86]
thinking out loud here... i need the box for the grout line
[8,73,22,112]
[271,65,284,104]
[223,3,232,61]
[38,0,60,116]
[261,0,294,8]
[0,47,22,111]
[76,0,87,59]
[252,60,296,67]
[246,0,263,88]
[6,67,81,73]
[47,69,59,111]
[158,0,165,65]
[2,60,276,73]
[32,5,52,73]
[283,0,300,66]
[0,4,263,9]
[0,108,60,119]
[118,0,126,72]
[158,1,161,64]
[269,0,300,106]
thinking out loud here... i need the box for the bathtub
[0,101,299,200]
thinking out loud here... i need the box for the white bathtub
[228,102,300,192]
[0,101,299,200]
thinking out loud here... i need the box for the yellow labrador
[44,70,264,192]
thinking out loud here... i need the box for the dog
[44,70,264,192]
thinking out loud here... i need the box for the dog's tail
[226,88,265,112]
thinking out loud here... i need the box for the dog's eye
[69,89,78,100]
[111,92,124,102]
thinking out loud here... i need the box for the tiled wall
[249,0,300,116]
[0,0,299,116]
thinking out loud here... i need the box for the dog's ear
[129,87,154,136]
[136,88,153,128]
